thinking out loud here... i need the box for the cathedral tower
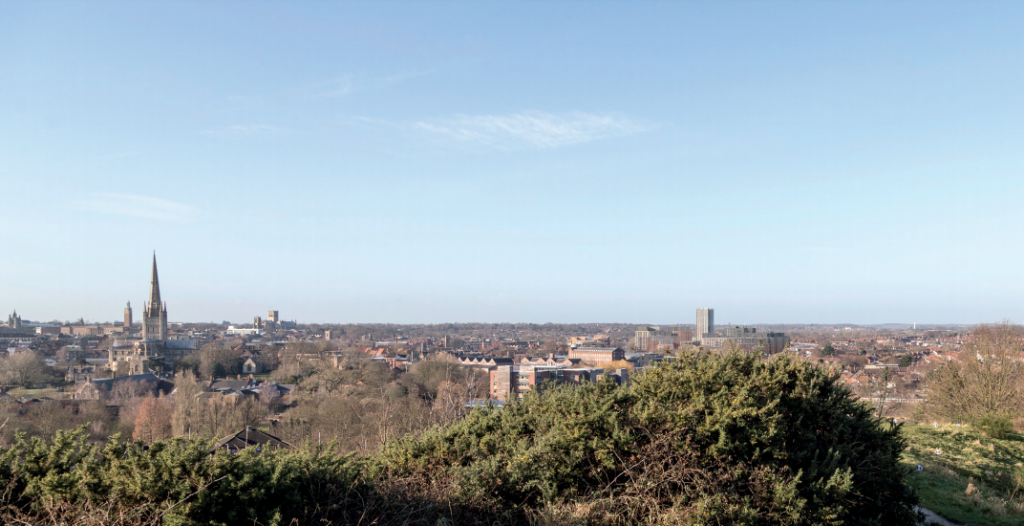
[142,253,168,341]
[7,310,21,330]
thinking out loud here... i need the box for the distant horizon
[5,313,983,329]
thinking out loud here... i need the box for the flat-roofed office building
[569,346,625,364]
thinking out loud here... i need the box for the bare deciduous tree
[133,395,172,442]
[0,351,50,388]
[171,370,204,437]
[926,322,1024,422]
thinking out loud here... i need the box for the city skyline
[2,2,1023,324]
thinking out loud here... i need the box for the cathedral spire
[149,252,161,310]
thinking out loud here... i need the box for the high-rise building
[696,308,714,337]
[142,254,168,341]
[634,327,652,352]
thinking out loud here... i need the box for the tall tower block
[696,308,715,337]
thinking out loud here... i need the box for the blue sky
[1,1,1022,325]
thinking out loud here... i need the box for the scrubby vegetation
[903,424,1024,526]
[924,323,1024,431]
[0,351,920,525]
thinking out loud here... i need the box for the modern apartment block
[696,308,714,337]
[634,327,685,352]
[700,326,790,354]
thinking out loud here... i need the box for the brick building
[568,346,625,364]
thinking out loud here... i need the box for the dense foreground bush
[0,351,919,525]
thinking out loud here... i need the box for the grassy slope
[902,424,1024,526]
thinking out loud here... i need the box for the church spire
[149,252,161,310]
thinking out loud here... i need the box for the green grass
[5,387,64,399]
[902,424,1024,526]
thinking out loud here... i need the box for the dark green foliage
[820,343,837,356]
[378,351,920,525]
[0,352,920,525]
[900,354,913,368]
[973,413,1014,439]
[0,428,367,526]
[375,378,635,505]
[632,351,919,525]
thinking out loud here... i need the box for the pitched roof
[86,373,170,391]
[210,379,257,391]
[212,427,291,453]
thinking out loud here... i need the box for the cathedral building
[6,310,22,330]
[109,254,196,374]
[141,255,168,341]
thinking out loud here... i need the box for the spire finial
[149,252,161,309]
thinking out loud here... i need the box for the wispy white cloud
[72,193,197,222]
[409,111,648,149]
[302,75,353,98]
[199,124,290,137]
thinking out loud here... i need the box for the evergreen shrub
[0,351,921,525]
[974,413,1014,439]
[378,350,920,525]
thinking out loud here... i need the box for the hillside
[0,352,920,526]
[903,424,1024,526]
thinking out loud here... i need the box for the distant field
[902,424,1024,526]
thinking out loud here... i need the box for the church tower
[123,301,133,333]
[141,253,168,341]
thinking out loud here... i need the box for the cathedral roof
[165,339,196,349]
